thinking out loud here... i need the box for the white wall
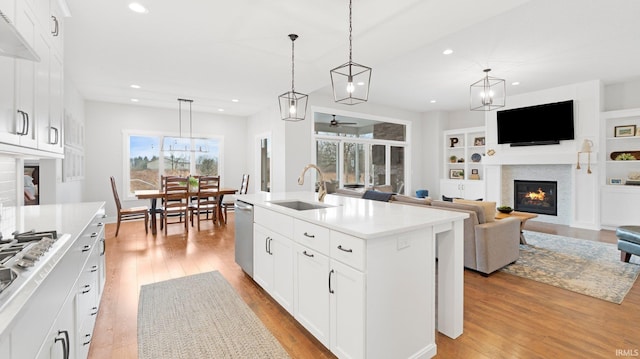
[83,101,248,218]
[483,80,601,228]
[604,78,640,111]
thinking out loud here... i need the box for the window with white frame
[125,133,222,197]
[314,111,409,194]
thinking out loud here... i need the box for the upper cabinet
[0,0,65,157]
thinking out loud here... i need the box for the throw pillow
[453,199,496,222]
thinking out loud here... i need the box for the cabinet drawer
[294,220,330,255]
[330,231,365,271]
[254,207,293,238]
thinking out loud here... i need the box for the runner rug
[138,271,290,358]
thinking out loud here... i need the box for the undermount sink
[268,200,335,211]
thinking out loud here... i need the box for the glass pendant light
[330,0,372,105]
[470,68,506,111]
[279,34,308,121]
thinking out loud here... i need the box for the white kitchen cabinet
[36,293,76,359]
[0,0,64,156]
[439,179,485,200]
[253,223,294,313]
[293,243,330,346]
[329,258,365,359]
[13,2,38,148]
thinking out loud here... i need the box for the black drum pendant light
[279,34,308,121]
[470,68,506,111]
[330,0,371,105]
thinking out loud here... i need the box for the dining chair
[110,176,149,237]
[162,176,190,235]
[189,175,221,230]
[221,174,249,224]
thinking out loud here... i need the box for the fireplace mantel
[483,151,597,166]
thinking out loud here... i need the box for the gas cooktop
[0,230,60,300]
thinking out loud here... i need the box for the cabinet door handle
[81,284,92,294]
[91,306,99,316]
[337,245,353,253]
[89,265,98,272]
[303,232,315,238]
[16,110,28,135]
[83,333,92,346]
[302,250,314,258]
[82,244,92,252]
[100,238,106,256]
[55,330,70,359]
[328,269,335,294]
[51,15,59,36]
[91,232,98,238]
[97,222,105,227]
[265,236,272,255]
[50,126,59,144]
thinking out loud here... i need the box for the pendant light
[161,98,208,152]
[470,68,505,111]
[330,0,371,105]
[279,34,308,121]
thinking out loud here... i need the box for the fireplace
[514,180,557,216]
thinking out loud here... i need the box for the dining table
[135,188,238,235]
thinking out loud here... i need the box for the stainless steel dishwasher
[234,199,254,278]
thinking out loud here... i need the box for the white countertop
[237,192,467,239]
[0,202,106,334]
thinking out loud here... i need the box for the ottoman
[616,226,640,263]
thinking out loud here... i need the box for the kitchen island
[236,192,467,359]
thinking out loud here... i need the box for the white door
[330,260,365,359]
[294,244,330,346]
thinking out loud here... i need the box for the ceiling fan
[329,115,357,127]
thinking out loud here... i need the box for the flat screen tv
[497,100,574,146]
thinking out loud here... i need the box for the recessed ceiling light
[218,108,224,112]
[131,98,139,102]
[128,2,148,14]
[357,82,365,86]
[130,84,141,89]
[231,99,239,103]
[443,49,453,55]
[430,100,437,103]
[512,81,520,86]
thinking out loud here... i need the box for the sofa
[331,189,521,275]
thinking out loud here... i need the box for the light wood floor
[88,214,639,359]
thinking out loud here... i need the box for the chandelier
[470,68,505,111]
[161,98,209,152]
[278,34,308,121]
[330,0,371,105]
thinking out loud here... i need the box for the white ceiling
[63,0,640,117]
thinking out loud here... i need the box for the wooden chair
[162,176,190,235]
[222,174,249,224]
[189,175,221,230]
[110,176,149,237]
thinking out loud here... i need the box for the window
[258,135,271,192]
[313,110,409,194]
[126,133,222,197]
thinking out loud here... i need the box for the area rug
[138,271,290,359]
[500,231,640,304]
